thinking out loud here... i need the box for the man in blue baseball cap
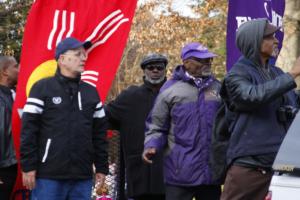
[55,37,92,60]
[143,42,222,200]
[21,37,108,200]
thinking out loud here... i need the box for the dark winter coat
[20,70,108,179]
[105,79,165,198]
[0,85,17,168]
[145,66,221,186]
[221,19,299,167]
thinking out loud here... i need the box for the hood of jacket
[236,18,268,66]
[172,65,190,82]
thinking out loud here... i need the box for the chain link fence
[92,131,123,200]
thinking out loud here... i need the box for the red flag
[12,0,137,198]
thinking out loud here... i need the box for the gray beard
[144,74,165,85]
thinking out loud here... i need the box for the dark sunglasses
[190,57,213,65]
[145,65,165,71]
[263,33,276,40]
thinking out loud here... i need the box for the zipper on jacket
[42,139,52,163]
[78,92,82,111]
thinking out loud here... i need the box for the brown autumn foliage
[0,0,228,101]
[2,0,300,97]
[107,0,228,101]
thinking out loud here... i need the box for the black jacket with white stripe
[20,70,108,179]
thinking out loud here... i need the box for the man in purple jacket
[142,42,221,200]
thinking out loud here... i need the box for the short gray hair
[0,56,16,71]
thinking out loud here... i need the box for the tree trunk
[277,0,300,86]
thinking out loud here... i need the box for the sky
[0,0,201,18]
[138,0,202,18]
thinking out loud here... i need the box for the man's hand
[95,173,106,189]
[142,147,156,164]
[0,178,3,184]
[22,170,36,190]
[289,56,300,79]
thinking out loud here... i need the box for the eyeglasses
[145,65,165,71]
[190,57,213,65]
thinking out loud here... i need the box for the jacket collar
[172,65,215,89]
[0,84,12,95]
[55,68,81,84]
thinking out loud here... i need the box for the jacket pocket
[42,139,52,163]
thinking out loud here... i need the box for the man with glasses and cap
[20,37,108,200]
[220,19,300,200]
[105,53,167,200]
[142,42,222,200]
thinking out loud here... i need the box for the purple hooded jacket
[144,65,221,186]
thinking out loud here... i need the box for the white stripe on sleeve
[93,109,105,118]
[23,104,43,114]
[27,98,44,106]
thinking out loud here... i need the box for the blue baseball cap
[181,42,217,60]
[55,37,92,60]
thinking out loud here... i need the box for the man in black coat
[105,53,167,200]
[0,56,19,200]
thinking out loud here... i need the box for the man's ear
[57,55,65,65]
[0,66,9,76]
[183,59,189,65]
[59,54,64,61]
[57,54,66,63]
